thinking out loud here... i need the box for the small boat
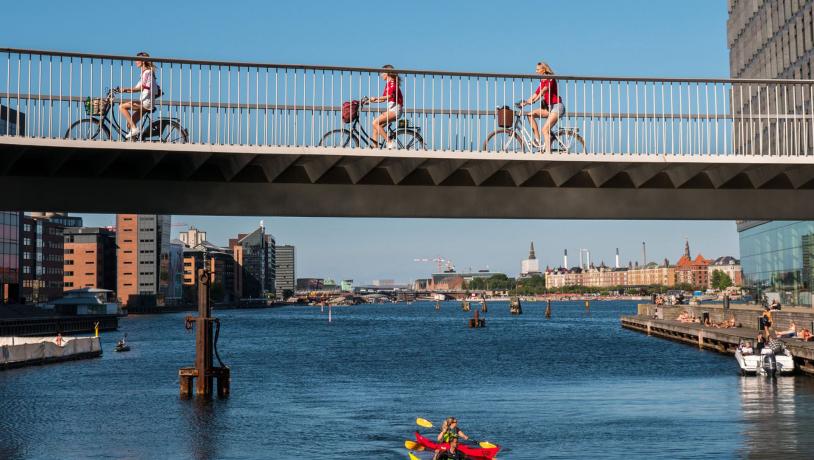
[735,339,794,376]
[114,334,130,352]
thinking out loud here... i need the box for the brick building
[64,227,116,291]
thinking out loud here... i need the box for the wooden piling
[545,300,552,319]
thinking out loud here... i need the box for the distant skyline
[5,0,737,283]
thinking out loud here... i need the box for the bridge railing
[1,47,812,156]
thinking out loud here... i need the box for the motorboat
[735,340,794,376]
[114,334,130,352]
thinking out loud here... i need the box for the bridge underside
[2,139,814,219]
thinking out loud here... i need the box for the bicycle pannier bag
[342,100,360,124]
[496,106,514,128]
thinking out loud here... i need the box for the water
[2,301,814,459]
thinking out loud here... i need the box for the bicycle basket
[342,100,360,124]
[496,106,514,128]
[84,97,109,116]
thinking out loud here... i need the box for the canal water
[2,301,814,459]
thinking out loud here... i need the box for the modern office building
[183,241,239,303]
[739,221,814,307]
[63,227,116,292]
[0,211,22,304]
[29,212,83,228]
[179,226,207,248]
[728,0,814,79]
[729,2,814,306]
[20,215,64,303]
[275,245,295,296]
[229,223,276,299]
[116,214,172,306]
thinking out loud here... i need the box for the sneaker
[386,141,396,150]
[124,128,139,140]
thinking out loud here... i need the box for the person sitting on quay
[770,299,782,311]
[55,333,63,347]
[777,321,798,338]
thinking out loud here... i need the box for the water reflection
[180,399,221,460]
[739,377,814,457]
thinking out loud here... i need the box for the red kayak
[414,432,500,460]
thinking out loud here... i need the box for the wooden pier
[621,314,814,376]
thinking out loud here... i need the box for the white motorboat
[735,340,795,376]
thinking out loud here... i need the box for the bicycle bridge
[2,48,814,219]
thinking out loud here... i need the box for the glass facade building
[0,212,21,304]
[738,221,814,307]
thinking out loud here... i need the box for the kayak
[414,432,500,460]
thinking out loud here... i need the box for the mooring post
[195,269,214,398]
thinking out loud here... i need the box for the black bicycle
[64,88,188,143]
[318,97,425,150]
[482,101,585,153]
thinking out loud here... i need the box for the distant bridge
[1,48,814,219]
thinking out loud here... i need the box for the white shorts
[139,97,154,111]
[387,102,403,118]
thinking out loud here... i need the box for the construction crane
[414,256,455,273]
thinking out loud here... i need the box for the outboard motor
[761,350,777,377]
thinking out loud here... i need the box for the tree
[711,270,733,290]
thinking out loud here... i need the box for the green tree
[711,270,733,290]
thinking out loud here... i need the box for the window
[65,271,73,276]
[64,282,73,287]
[65,260,74,265]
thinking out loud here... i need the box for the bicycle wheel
[554,129,585,154]
[161,121,188,143]
[482,129,526,153]
[318,129,359,148]
[64,118,110,141]
[390,129,425,150]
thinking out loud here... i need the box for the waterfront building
[63,227,116,292]
[739,221,814,307]
[275,245,295,297]
[708,256,743,288]
[29,212,83,228]
[728,0,814,79]
[183,242,238,303]
[296,278,325,291]
[674,241,712,289]
[520,242,541,278]
[431,269,505,287]
[627,262,676,287]
[229,223,276,299]
[0,211,22,304]
[179,226,207,248]
[116,214,172,306]
[265,234,276,299]
[20,215,64,303]
[341,279,353,292]
[168,240,185,303]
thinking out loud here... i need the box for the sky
[2,0,738,283]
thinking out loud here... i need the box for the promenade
[622,304,814,376]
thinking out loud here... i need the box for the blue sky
[3,0,737,282]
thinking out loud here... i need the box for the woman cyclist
[518,61,565,153]
[365,64,403,149]
[118,52,159,139]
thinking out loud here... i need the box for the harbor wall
[637,304,814,332]
[0,336,102,369]
[0,315,118,337]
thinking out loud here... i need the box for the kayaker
[437,417,469,443]
[432,437,465,460]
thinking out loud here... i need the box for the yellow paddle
[416,417,433,428]
[408,453,421,460]
[415,417,498,450]
[404,440,425,451]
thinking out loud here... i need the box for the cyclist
[118,52,159,140]
[518,61,565,153]
[365,64,403,149]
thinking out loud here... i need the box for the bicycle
[482,101,585,153]
[64,88,188,143]
[318,97,425,150]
